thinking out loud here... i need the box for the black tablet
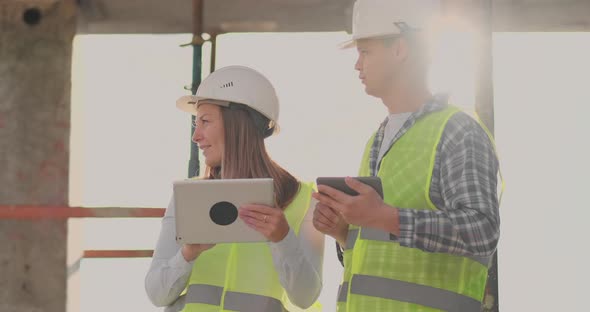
[316,176,383,198]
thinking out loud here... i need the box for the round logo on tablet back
[209,201,238,226]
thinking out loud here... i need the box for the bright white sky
[69,32,590,312]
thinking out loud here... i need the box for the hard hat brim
[175,95,231,116]
[175,95,198,115]
[339,38,356,50]
[339,32,406,50]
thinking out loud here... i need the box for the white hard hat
[341,0,440,48]
[176,65,280,128]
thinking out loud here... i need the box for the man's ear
[394,37,410,62]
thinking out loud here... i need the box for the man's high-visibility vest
[338,107,491,312]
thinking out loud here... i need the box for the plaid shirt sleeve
[397,112,500,257]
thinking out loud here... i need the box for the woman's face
[192,103,225,168]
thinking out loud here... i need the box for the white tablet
[173,178,273,244]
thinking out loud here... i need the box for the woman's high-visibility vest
[175,182,320,312]
[338,107,491,312]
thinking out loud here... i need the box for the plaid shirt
[369,95,500,257]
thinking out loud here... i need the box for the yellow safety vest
[173,182,321,312]
[338,107,492,312]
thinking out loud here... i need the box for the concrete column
[0,1,76,311]
[441,1,498,311]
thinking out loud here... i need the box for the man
[312,0,500,311]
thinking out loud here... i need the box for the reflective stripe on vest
[337,282,349,302]
[224,291,283,312]
[357,227,492,267]
[186,284,223,305]
[181,284,284,311]
[344,229,359,250]
[350,274,482,312]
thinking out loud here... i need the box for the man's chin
[364,86,380,98]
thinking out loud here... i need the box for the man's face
[354,37,404,98]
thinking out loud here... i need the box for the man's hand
[313,177,400,236]
[312,201,349,246]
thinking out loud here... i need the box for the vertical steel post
[188,0,204,178]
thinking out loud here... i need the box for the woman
[145,65,324,312]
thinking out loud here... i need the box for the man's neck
[381,82,431,114]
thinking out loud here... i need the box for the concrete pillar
[441,1,498,311]
[0,1,76,311]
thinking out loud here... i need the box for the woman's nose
[191,127,202,144]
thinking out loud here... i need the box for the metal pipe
[82,250,154,258]
[188,0,204,178]
[0,206,165,219]
[210,32,217,74]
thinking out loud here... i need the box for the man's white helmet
[342,0,440,48]
[176,65,280,130]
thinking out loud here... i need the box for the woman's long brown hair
[204,104,299,210]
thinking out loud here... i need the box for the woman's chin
[204,159,221,168]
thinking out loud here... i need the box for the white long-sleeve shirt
[145,194,324,309]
